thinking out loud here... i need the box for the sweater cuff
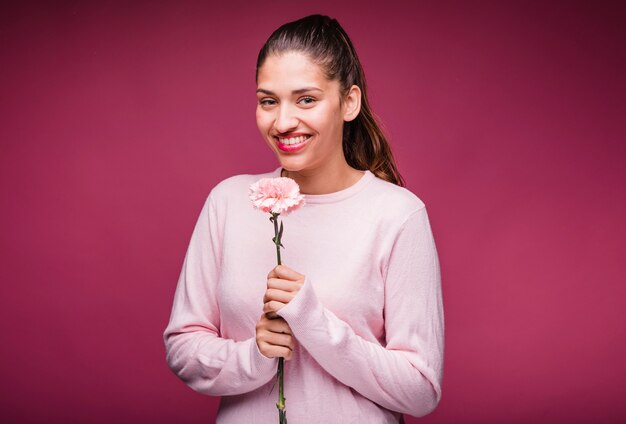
[248,336,278,375]
[277,275,325,335]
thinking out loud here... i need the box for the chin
[276,156,307,173]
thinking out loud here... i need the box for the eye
[298,96,316,106]
[258,98,277,107]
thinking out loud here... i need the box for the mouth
[274,134,312,153]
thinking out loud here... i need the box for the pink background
[1,1,624,423]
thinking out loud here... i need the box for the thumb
[272,264,303,281]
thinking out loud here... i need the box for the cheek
[308,107,333,129]
[309,106,343,135]
[255,109,270,132]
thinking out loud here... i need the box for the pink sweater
[163,167,444,423]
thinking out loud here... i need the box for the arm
[277,207,444,417]
[163,195,278,396]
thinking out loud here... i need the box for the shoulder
[207,168,278,203]
[362,176,436,250]
[365,174,427,221]
[198,169,280,219]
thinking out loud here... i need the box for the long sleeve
[163,194,278,396]
[277,206,444,417]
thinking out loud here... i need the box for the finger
[267,332,293,349]
[259,312,280,323]
[257,341,293,360]
[274,346,293,361]
[267,318,292,335]
[267,277,296,291]
[263,288,294,304]
[267,278,303,293]
[265,311,279,320]
[258,332,294,352]
[267,264,303,281]
[263,300,285,315]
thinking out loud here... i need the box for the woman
[163,14,444,423]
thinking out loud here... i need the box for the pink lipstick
[274,133,311,153]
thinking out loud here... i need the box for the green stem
[272,213,282,266]
[271,212,286,423]
[277,358,286,423]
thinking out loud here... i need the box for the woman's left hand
[263,265,305,320]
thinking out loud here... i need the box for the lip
[274,134,311,153]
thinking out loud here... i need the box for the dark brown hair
[256,14,405,186]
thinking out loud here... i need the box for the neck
[281,162,364,195]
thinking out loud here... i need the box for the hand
[263,265,305,320]
[255,314,296,360]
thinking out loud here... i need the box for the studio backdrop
[1,1,624,423]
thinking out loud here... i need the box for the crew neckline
[272,167,375,204]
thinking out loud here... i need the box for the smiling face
[256,51,350,176]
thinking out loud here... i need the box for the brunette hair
[256,14,405,186]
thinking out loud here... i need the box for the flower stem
[271,213,282,266]
[277,358,286,423]
[270,212,286,423]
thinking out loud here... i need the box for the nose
[273,104,299,134]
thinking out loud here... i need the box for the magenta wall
[1,1,624,423]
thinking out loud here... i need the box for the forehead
[257,51,335,91]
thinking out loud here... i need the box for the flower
[249,177,305,215]
[249,175,304,423]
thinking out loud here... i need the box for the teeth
[278,135,309,145]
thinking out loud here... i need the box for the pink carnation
[249,177,305,215]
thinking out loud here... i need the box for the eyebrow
[256,87,323,95]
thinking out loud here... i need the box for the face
[256,51,350,176]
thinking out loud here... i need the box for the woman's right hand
[255,314,295,361]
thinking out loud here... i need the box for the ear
[342,84,362,122]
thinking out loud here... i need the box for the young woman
[164,14,444,423]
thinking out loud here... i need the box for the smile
[275,135,311,152]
